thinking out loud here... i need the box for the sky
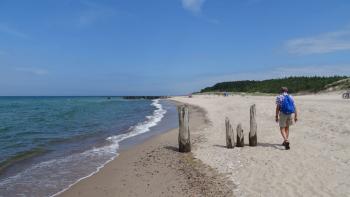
[1,0,350,96]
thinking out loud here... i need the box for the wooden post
[249,104,257,146]
[178,105,191,152]
[225,117,235,148]
[236,123,244,147]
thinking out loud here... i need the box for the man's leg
[285,127,289,140]
[280,127,287,141]
[284,127,290,149]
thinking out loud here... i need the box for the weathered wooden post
[249,104,257,146]
[178,105,191,152]
[225,117,235,148]
[236,123,244,147]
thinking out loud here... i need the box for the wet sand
[59,104,233,197]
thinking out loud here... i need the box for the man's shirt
[276,92,295,107]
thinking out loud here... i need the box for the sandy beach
[172,92,350,197]
[60,92,350,197]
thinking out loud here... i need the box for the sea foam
[0,99,167,197]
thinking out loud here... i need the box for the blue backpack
[281,95,295,114]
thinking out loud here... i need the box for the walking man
[275,87,298,150]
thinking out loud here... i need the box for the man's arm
[275,105,280,122]
[291,96,298,122]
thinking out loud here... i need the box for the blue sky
[1,0,350,96]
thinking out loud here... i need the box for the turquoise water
[0,97,174,197]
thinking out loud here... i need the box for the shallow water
[0,97,176,197]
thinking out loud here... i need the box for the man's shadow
[258,142,284,150]
[213,144,227,148]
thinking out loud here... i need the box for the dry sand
[172,92,350,197]
[59,105,233,197]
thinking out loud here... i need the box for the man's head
[280,87,288,93]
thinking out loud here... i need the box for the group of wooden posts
[226,104,257,148]
[177,104,257,153]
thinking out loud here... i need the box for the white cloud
[180,0,219,24]
[0,23,28,39]
[181,0,206,14]
[274,65,350,76]
[285,30,350,55]
[15,67,49,76]
[77,0,115,27]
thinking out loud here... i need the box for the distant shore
[122,96,170,100]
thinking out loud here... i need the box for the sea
[0,96,178,197]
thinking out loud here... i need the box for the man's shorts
[279,112,293,128]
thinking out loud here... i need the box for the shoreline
[59,103,234,197]
[0,99,173,197]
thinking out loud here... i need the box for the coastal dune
[172,92,350,197]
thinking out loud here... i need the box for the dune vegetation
[200,76,349,94]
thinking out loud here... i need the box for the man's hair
[280,87,288,93]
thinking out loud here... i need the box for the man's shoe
[285,141,290,150]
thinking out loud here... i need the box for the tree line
[200,76,348,94]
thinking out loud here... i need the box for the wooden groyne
[178,105,191,152]
[224,104,258,148]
